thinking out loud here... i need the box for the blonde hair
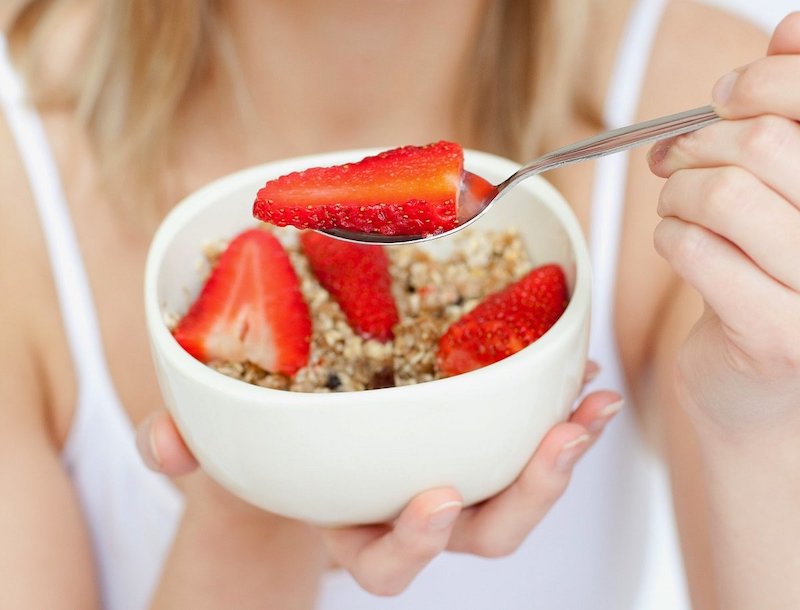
[7,0,590,212]
[463,0,591,159]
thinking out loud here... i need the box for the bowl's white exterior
[145,149,591,526]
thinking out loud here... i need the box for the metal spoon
[320,105,720,245]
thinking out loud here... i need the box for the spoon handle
[502,105,720,189]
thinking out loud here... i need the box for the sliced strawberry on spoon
[300,231,398,342]
[254,141,464,237]
[437,264,569,376]
[173,228,311,376]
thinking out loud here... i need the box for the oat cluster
[197,228,532,392]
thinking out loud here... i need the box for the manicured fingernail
[712,71,738,107]
[136,414,162,471]
[555,434,590,472]
[600,399,624,418]
[427,501,462,531]
[588,399,624,433]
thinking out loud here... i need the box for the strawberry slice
[173,228,311,375]
[437,264,568,376]
[299,231,398,342]
[254,141,463,237]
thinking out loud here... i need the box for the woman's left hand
[139,379,622,597]
[647,12,800,435]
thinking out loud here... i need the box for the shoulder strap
[0,35,118,407]
[587,0,668,354]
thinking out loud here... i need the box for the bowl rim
[144,147,592,407]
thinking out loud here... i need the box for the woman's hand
[647,12,800,436]
[137,366,621,597]
[647,18,800,608]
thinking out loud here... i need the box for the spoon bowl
[322,105,720,245]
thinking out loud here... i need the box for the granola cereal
[191,228,533,392]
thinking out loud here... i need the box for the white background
[702,0,796,32]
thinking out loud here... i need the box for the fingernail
[427,501,462,531]
[584,361,601,384]
[136,414,162,471]
[647,139,671,166]
[588,399,624,433]
[712,71,738,107]
[555,434,590,472]
[600,399,624,419]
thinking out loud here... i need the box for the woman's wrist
[687,397,800,468]
[687,399,800,610]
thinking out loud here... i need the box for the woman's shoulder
[580,0,769,121]
[0,113,47,302]
[0,109,76,445]
[643,0,769,115]
[598,1,771,378]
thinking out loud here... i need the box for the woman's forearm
[149,479,327,610]
[696,419,800,610]
[647,14,800,607]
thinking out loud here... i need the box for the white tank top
[0,36,184,610]
[0,0,689,607]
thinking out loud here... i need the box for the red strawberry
[254,141,464,237]
[437,264,568,376]
[300,231,398,342]
[173,228,311,375]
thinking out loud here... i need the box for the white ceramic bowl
[144,149,591,526]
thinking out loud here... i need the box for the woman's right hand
[137,372,621,597]
[647,12,800,435]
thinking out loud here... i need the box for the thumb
[711,12,800,120]
[767,12,800,56]
[136,411,199,476]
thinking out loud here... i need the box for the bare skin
[2,1,796,608]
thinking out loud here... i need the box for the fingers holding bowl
[321,488,463,596]
[137,388,615,598]
[321,390,621,592]
[446,390,622,558]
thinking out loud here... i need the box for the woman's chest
[548,144,672,391]
[52,119,666,436]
